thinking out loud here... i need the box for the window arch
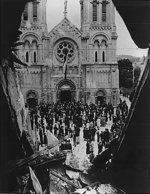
[23,40,30,63]
[93,0,98,21]
[34,52,37,63]
[93,40,99,62]
[32,40,38,63]
[95,51,98,62]
[102,51,105,62]
[94,40,99,46]
[26,52,29,62]
[101,39,107,62]
[101,40,107,45]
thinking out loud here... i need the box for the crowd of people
[30,99,129,162]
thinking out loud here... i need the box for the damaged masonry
[0,0,150,193]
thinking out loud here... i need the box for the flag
[63,54,68,79]
[29,166,43,194]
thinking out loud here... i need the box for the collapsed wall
[0,59,34,192]
[0,0,33,191]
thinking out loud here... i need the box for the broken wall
[0,59,31,192]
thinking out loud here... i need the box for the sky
[46,0,148,58]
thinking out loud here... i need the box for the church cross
[64,0,68,18]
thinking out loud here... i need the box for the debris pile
[65,142,92,171]
[74,183,125,194]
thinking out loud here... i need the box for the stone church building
[17,0,119,108]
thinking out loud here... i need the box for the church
[16,0,119,108]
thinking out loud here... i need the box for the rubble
[65,142,92,171]
[49,165,82,194]
[74,183,125,194]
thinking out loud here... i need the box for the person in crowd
[86,140,90,156]
[29,98,129,167]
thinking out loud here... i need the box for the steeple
[20,0,47,32]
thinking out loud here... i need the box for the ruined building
[16,0,119,107]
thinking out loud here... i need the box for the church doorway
[60,90,71,103]
[26,90,38,109]
[27,98,38,109]
[97,96,105,105]
[57,79,76,103]
[96,90,106,106]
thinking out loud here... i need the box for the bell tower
[80,0,118,63]
[80,0,119,106]
[21,0,47,32]
[80,0,117,33]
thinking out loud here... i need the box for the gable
[48,18,81,42]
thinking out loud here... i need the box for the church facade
[17,0,119,108]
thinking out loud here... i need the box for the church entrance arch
[26,90,38,109]
[95,90,106,105]
[57,79,76,103]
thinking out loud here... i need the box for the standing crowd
[30,99,129,161]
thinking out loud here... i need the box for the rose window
[56,41,75,63]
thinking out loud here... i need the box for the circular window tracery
[56,41,75,63]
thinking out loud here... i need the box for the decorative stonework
[81,32,90,40]
[89,25,112,31]
[49,18,81,40]
[55,40,76,63]
[20,25,43,32]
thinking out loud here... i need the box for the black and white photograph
[0,0,150,193]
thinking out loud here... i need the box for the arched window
[34,52,37,63]
[102,51,105,62]
[32,40,38,63]
[95,51,98,62]
[33,1,38,21]
[93,0,98,21]
[102,0,107,22]
[26,52,29,62]
[101,40,107,62]
[23,3,28,21]
[94,40,99,62]
[24,40,30,62]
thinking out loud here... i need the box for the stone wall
[0,58,37,189]
[0,60,27,135]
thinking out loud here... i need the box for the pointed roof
[48,17,81,39]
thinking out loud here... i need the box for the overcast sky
[46,0,148,57]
